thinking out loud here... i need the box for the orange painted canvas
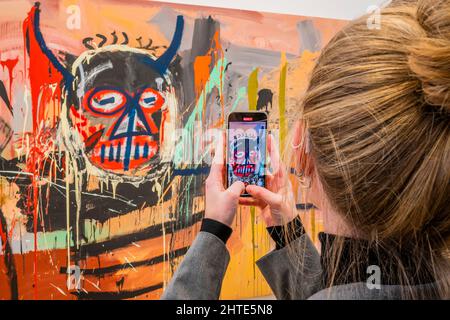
[0,0,347,299]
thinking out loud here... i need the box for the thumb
[246,185,281,208]
[226,181,245,197]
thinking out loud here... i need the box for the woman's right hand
[239,134,298,227]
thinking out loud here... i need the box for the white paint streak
[50,283,67,296]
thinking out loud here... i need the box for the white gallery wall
[158,0,391,20]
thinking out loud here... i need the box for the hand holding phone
[238,133,298,227]
[204,135,246,227]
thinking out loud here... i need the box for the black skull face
[67,49,173,175]
[26,3,184,176]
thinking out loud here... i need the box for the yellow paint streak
[278,52,287,155]
[220,206,272,299]
[247,68,258,111]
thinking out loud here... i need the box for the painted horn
[154,15,184,74]
[26,2,74,85]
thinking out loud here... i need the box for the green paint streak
[248,68,259,111]
[173,57,228,220]
[83,219,109,242]
[230,87,246,113]
[174,57,227,167]
[37,230,74,250]
[279,60,287,155]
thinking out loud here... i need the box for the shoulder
[307,282,441,300]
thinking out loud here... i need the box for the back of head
[300,0,450,298]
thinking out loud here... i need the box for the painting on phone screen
[228,122,266,189]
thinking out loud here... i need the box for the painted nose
[113,108,150,137]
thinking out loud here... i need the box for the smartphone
[227,112,267,197]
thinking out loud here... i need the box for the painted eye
[230,151,245,164]
[235,151,245,159]
[89,90,126,114]
[139,88,165,112]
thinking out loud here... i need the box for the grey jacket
[161,231,439,300]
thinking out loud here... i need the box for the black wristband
[266,215,305,250]
[200,218,233,244]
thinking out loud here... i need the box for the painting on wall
[0,0,347,299]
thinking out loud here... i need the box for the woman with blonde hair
[162,0,449,299]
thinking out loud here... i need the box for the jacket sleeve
[161,231,230,300]
[256,232,323,299]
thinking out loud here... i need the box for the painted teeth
[98,143,155,163]
[235,164,255,175]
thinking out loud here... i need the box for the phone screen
[227,113,267,196]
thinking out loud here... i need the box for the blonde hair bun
[408,0,450,115]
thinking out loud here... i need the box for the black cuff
[266,215,305,250]
[200,218,233,244]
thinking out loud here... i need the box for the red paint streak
[32,171,38,299]
[69,105,90,140]
[145,113,159,134]
[17,128,55,300]
[7,217,16,241]
[84,129,104,150]
[0,57,19,103]
[0,219,6,254]
[23,6,65,299]
[160,109,168,144]
[23,5,63,132]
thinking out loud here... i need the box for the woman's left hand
[205,135,245,227]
